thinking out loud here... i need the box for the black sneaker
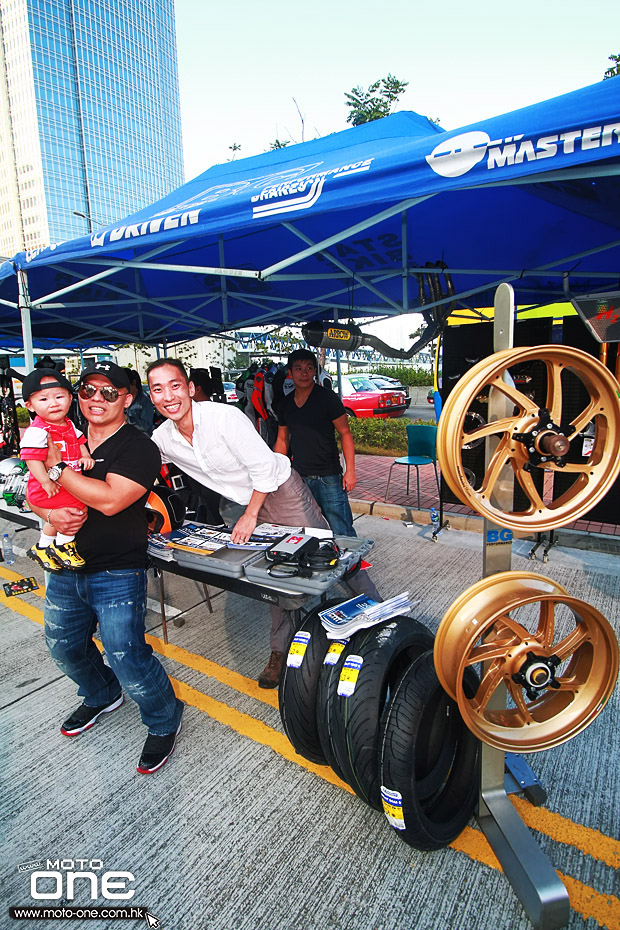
[137,720,182,774]
[60,695,124,736]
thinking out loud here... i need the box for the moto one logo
[28,859,135,901]
[426,121,620,178]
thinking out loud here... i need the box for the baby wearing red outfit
[21,368,94,572]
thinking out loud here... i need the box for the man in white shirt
[147,358,329,688]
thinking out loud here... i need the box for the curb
[349,497,620,553]
[349,497,483,532]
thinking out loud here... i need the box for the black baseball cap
[22,368,73,402]
[78,361,131,391]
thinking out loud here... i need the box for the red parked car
[340,375,407,418]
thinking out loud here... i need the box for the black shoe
[61,695,124,736]
[137,720,182,774]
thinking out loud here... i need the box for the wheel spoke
[480,437,513,499]
[514,467,545,512]
[556,461,593,474]
[489,377,539,415]
[533,600,556,647]
[468,638,519,665]
[553,623,589,661]
[506,679,537,725]
[568,403,599,438]
[461,415,517,446]
[544,359,564,423]
[469,661,506,714]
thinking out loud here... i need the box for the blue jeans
[44,569,182,736]
[302,473,356,537]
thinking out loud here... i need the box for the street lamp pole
[73,210,106,231]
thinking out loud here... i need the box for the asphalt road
[405,402,436,420]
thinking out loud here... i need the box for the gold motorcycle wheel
[437,345,620,531]
[433,571,619,752]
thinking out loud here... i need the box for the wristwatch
[48,462,68,482]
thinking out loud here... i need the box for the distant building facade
[0,0,184,257]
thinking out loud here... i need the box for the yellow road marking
[146,633,278,709]
[170,677,351,792]
[451,830,620,928]
[512,795,619,870]
[4,590,620,928]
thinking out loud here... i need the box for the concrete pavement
[1,510,619,930]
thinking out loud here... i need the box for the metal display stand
[478,284,570,929]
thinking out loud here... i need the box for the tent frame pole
[18,269,34,370]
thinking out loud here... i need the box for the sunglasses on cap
[78,383,127,403]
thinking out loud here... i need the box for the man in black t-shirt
[275,350,381,605]
[27,361,183,775]
[275,349,357,536]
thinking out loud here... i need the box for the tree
[228,142,242,160]
[345,74,409,126]
[269,139,290,150]
[604,53,620,79]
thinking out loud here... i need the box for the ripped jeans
[45,569,182,736]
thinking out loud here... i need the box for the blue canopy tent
[1,78,619,356]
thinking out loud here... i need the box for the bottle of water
[2,532,16,564]
[430,508,440,531]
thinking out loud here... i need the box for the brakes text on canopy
[426,122,620,179]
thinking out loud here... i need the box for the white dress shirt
[151,400,291,506]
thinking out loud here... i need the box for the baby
[21,368,93,572]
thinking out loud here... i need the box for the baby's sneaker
[28,544,63,572]
[48,540,86,571]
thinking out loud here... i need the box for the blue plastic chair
[385,424,440,507]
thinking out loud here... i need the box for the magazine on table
[319,591,421,639]
[253,522,303,538]
[147,533,177,561]
[226,522,294,550]
[165,522,231,556]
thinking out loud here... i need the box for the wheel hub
[511,650,561,701]
[512,408,571,470]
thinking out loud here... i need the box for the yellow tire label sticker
[337,655,363,696]
[287,631,311,668]
[381,786,406,830]
[323,640,347,666]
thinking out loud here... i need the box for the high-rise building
[0,0,184,257]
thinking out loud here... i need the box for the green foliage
[346,415,433,455]
[345,74,409,126]
[374,365,432,386]
[17,406,31,426]
[349,365,432,386]
[269,139,290,150]
[604,53,620,79]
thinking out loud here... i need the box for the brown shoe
[258,651,284,689]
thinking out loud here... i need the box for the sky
[174,0,619,181]
[172,0,619,346]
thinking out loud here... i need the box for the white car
[222,381,239,404]
[367,374,411,408]
[367,373,406,391]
